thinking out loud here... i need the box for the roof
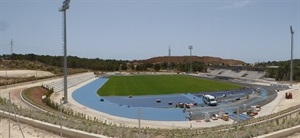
[204,94,215,99]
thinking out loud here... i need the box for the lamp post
[59,0,70,103]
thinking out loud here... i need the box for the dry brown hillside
[138,56,245,65]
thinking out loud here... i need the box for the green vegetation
[22,86,57,112]
[0,57,87,75]
[6,53,128,71]
[98,75,241,96]
[256,59,300,81]
[4,53,208,72]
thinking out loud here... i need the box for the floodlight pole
[60,99,63,138]
[189,45,193,74]
[168,46,171,72]
[59,0,70,103]
[290,26,294,86]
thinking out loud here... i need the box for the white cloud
[216,0,251,11]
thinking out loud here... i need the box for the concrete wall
[1,111,108,138]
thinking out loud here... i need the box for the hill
[0,59,87,86]
[0,59,86,75]
[137,56,245,66]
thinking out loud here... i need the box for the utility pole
[290,26,294,86]
[10,39,13,55]
[59,0,70,103]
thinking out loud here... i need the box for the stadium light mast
[290,26,295,86]
[168,45,171,72]
[189,45,193,73]
[59,0,70,103]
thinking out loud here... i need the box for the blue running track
[72,78,189,121]
[72,78,267,121]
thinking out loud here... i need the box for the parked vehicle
[203,94,217,106]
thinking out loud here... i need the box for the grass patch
[22,86,57,112]
[98,75,241,96]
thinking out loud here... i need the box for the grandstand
[209,69,222,76]
[44,73,96,92]
[208,69,266,80]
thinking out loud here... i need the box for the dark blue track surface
[103,94,198,108]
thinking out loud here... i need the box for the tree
[154,64,161,71]
[120,64,127,71]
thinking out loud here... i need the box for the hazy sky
[0,0,299,63]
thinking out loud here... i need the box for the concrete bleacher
[209,69,222,76]
[255,72,266,79]
[233,70,247,78]
[220,69,232,76]
[209,69,266,80]
[223,70,235,78]
[49,80,64,91]
[45,73,96,92]
[244,71,265,79]
[220,70,247,78]
[244,71,258,78]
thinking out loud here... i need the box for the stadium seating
[45,73,95,92]
[208,69,266,80]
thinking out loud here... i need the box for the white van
[203,94,217,106]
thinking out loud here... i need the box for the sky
[0,0,299,63]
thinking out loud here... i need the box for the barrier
[204,112,210,122]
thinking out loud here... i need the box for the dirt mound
[138,56,245,65]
